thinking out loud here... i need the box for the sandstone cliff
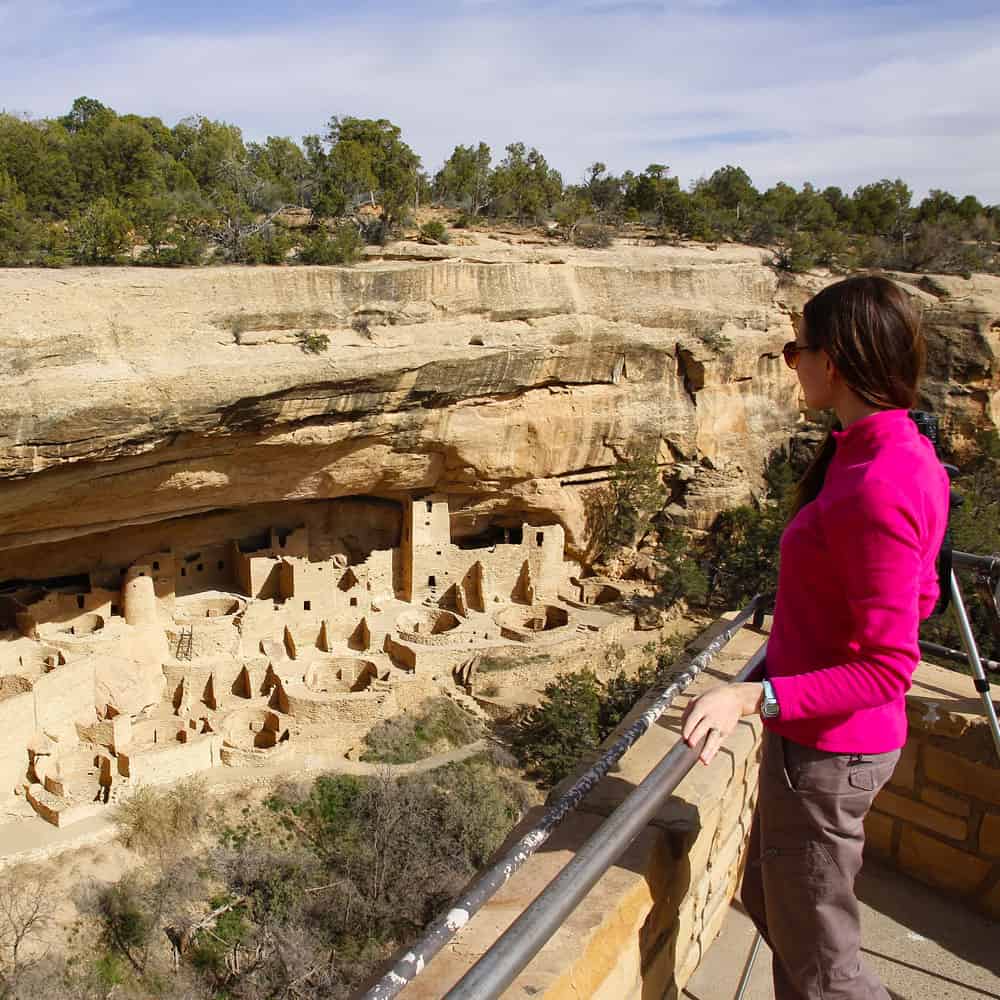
[0,239,996,573]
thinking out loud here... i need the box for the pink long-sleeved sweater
[765,409,951,753]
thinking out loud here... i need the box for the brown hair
[791,275,925,514]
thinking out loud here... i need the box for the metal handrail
[952,549,1000,574]
[445,643,767,999]
[362,596,766,999]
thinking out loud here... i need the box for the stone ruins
[1,242,995,837]
[0,494,638,828]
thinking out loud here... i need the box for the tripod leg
[950,570,1000,764]
[735,931,764,1000]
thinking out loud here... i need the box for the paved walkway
[684,859,1000,1000]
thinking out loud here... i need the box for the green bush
[419,219,449,244]
[237,226,294,264]
[511,638,689,787]
[295,328,330,354]
[70,197,131,264]
[593,450,667,557]
[511,670,603,786]
[361,696,483,763]
[773,232,818,273]
[921,429,1000,664]
[297,224,364,264]
[572,222,614,248]
[137,230,205,266]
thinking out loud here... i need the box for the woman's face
[794,323,836,411]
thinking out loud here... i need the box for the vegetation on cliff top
[1,96,997,274]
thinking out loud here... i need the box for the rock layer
[0,240,997,571]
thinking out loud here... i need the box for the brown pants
[741,730,900,1000]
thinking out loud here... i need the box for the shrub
[361,697,483,764]
[511,638,690,786]
[572,222,614,248]
[237,226,294,264]
[70,197,131,264]
[773,232,818,273]
[593,450,667,557]
[297,224,364,265]
[511,670,603,785]
[137,231,206,267]
[116,778,208,860]
[93,875,152,968]
[655,526,710,607]
[419,220,449,244]
[295,329,330,354]
[697,328,734,352]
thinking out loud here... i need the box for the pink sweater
[765,409,950,753]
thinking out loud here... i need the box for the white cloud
[1,2,998,200]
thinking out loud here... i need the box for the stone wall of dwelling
[407,617,767,1000]
[0,690,37,797]
[407,529,567,610]
[0,656,99,799]
[165,617,242,661]
[119,733,224,785]
[176,543,236,596]
[23,588,119,636]
[864,660,1000,918]
[282,688,393,726]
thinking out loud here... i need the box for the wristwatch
[760,679,780,719]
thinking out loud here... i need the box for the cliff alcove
[0,241,997,834]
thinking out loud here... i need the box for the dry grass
[115,778,209,860]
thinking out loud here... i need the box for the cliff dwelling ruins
[0,493,637,829]
[1,245,995,842]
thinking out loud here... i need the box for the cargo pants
[741,730,900,1000]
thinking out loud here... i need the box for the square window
[350,597,358,607]
[76,596,85,609]
[180,568,187,577]
[153,561,160,571]
[217,560,225,570]
[426,501,433,512]
[536,531,544,547]
[428,575,436,587]
[197,564,204,572]
[304,600,311,611]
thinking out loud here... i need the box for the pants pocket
[762,842,836,889]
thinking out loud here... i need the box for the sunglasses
[782,341,820,370]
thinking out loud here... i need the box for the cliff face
[0,240,996,574]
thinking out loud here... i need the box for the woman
[681,275,950,1000]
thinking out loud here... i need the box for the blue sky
[2,0,998,201]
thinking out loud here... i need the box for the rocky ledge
[0,238,996,570]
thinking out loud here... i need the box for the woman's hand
[681,683,763,766]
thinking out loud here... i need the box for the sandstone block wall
[0,691,37,794]
[120,733,223,785]
[864,661,1000,917]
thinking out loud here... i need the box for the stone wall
[864,660,1000,917]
